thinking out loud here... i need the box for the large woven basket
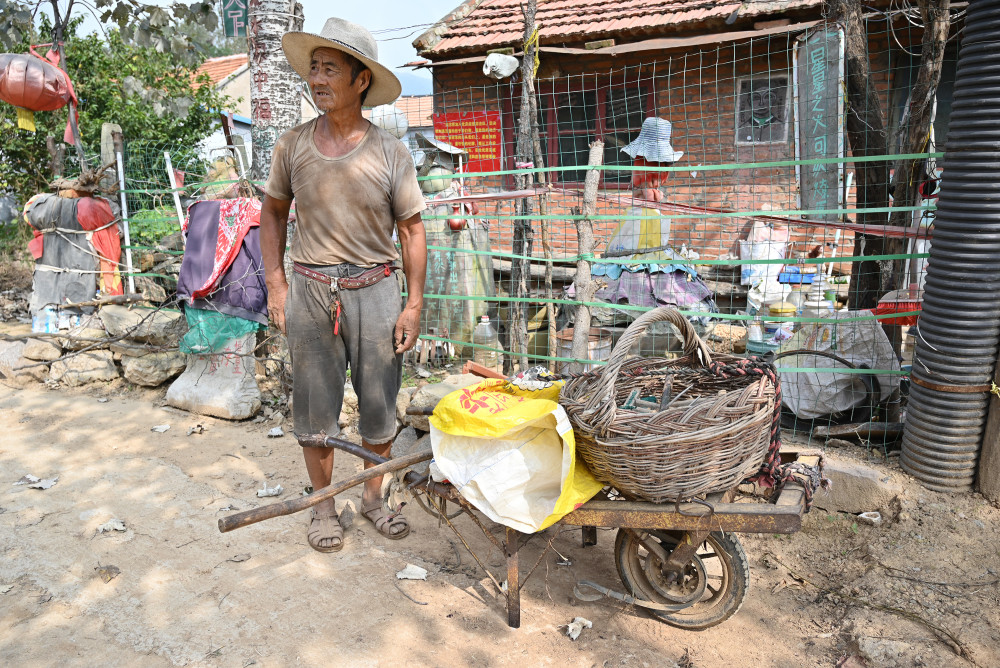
[561,308,776,503]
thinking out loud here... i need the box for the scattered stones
[22,338,63,362]
[854,636,913,668]
[342,384,359,413]
[98,305,186,346]
[390,426,430,476]
[404,375,482,432]
[60,314,108,351]
[121,351,186,387]
[49,351,118,386]
[857,511,883,527]
[812,454,903,514]
[0,340,25,378]
[10,356,48,384]
[396,386,417,422]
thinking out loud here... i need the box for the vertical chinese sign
[223,0,249,38]
[795,27,844,223]
[432,111,502,174]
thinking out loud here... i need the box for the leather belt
[293,262,396,289]
[293,262,397,335]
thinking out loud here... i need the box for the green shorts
[286,263,402,444]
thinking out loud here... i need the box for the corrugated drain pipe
[901,0,1000,491]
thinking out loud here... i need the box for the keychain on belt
[329,278,342,335]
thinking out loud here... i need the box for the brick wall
[427,26,899,275]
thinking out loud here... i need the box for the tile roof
[193,54,248,88]
[416,0,823,56]
[363,95,435,129]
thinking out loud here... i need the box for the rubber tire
[614,529,750,630]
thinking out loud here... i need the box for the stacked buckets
[901,0,1000,491]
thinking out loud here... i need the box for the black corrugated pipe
[901,0,1000,491]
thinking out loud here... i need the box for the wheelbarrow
[218,429,817,631]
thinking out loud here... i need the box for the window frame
[501,80,656,190]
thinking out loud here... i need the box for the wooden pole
[978,357,1000,502]
[510,0,538,372]
[217,449,433,533]
[568,140,604,374]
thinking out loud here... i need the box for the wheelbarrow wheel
[614,529,749,630]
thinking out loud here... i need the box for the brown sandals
[307,508,344,552]
[361,499,410,540]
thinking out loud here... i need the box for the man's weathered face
[308,47,370,113]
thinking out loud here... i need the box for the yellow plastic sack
[429,379,603,533]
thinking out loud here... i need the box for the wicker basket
[561,308,776,503]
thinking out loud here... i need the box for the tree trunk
[249,0,304,183]
[886,0,951,266]
[569,141,604,375]
[830,0,951,311]
[509,0,537,372]
[829,0,890,311]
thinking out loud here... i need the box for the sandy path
[1,383,997,667]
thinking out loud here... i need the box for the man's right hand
[267,280,289,335]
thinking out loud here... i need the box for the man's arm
[394,212,426,353]
[259,194,293,334]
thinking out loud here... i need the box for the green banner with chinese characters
[222,0,248,38]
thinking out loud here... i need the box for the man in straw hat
[260,17,427,552]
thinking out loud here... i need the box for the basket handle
[585,307,713,433]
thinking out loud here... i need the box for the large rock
[396,386,417,422]
[812,454,904,514]
[122,351,187,387]
[60,314,108,351]
[12,356,48,384]
[165,333,260,420]
[855,636,913,668]
[49,350,118,386]
[22,337,63,361]
[404,376,482,432]
[98,305,186,346]
[390,426,431,476]
[0,340,25,378]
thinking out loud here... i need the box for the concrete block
[812,454,903,514]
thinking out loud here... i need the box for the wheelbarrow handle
[216,448,433,533]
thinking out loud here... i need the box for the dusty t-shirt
[264,118,425,267]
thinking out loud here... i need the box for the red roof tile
[193,54,248,88]
[417,0,822,56]
[362,95,435,129]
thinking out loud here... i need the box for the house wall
[426,28,900,280]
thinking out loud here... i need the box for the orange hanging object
[0,52,72,112]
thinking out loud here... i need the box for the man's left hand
[394,307,420,354]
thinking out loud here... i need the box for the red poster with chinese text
[431,111,502,175]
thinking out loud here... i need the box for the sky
[68,0,465,96]
[298,0,463,95]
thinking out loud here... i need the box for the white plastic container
[31,306,58,333]
[472,315,503,372]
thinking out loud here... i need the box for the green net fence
[95,9,956,444]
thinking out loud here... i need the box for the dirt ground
[1,374,998,668]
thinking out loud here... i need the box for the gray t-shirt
[265,118,425,267]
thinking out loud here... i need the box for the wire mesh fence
[93,11,954,444]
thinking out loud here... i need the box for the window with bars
[504,84,652,187]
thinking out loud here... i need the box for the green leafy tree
[0,17,234,204]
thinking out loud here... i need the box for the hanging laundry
[176,198,267,324]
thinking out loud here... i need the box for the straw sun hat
[281,17,401,107]
[621,117,684,163]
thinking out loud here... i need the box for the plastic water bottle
[472,315,502,371]
[32,306,58,333]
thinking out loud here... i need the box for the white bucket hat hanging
[281,17,402,107]
[621,117,684,163]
